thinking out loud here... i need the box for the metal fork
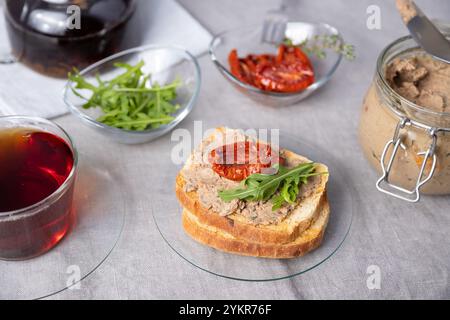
[261,3,288,44]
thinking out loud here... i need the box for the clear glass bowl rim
[0,115,78,219]
[63,44,201,136]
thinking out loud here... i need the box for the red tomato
[228,49,254,84]
[209,141,283,181]
[254,45,314,93]
[228,45,315,93]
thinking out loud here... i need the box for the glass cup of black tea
[0,116,78,260]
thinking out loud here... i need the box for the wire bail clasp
[376,117,438,202]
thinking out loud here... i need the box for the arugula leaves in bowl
[69,60,182,131]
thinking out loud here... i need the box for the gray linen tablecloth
[4,0,450,299]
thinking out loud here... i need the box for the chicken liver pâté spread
[359,51,450,195]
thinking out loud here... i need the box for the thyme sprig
[284,34,356,61]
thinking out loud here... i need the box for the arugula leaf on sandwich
[218,163,327,211]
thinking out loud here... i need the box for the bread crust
[176,174,326,244]
[182,196,330,259]
[176,127,329,248]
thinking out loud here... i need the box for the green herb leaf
[68,61,181,131]
[283,34,356,61]
[218,163,327,211]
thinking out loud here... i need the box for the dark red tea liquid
[0,128,75,260]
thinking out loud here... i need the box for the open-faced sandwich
[175,127,330,259]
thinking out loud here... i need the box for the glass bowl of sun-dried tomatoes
[209,22,344,106]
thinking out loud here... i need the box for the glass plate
[0,150,125,299]
[153,133,354,281]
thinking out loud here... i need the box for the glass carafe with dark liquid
[3,0,136,77]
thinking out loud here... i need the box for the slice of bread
[176,128,329,245]
[182,193,330,259]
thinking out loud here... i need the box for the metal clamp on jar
[359,25,450,202]
[376,117,443,202]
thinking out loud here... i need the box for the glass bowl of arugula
[63,45,201,144]
[210,22,353,106]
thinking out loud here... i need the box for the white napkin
[0,0,211,119]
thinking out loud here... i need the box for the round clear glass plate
[153,133,353,281]
[0,150,125,299]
